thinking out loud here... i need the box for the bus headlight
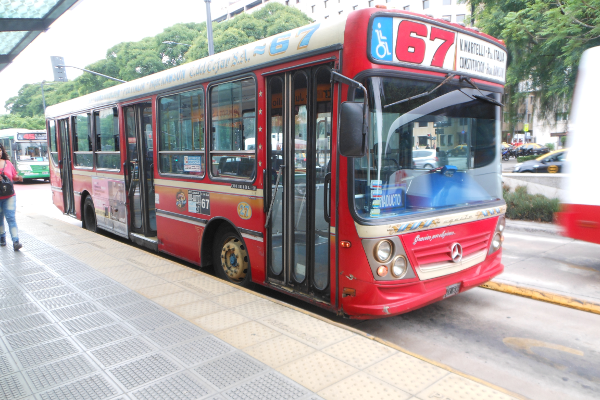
[391,255,408,278]
[491,233,503,250]
[374,240,393,263]
[497,215,506,232]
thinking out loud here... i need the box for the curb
[480,281,600,315]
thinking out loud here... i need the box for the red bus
[46,8,507,318]
[557,46,600,244]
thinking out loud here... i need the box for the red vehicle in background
[558,46,600,245]
[46,7,507,318]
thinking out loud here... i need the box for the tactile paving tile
[215,321,280,349]
[213,291,259,308]
[168,336,234,367]
[15,338,79,369]
[85,285,128,299]
[10,266,46,277]
[38,374,119,400]
[62,312,116,334]
[224,371,309,400]
[0,313,52,335]
[172,300,225,320]
[63,272,104,284]
[416,374,514,400]
[244,335,315,368]
[25,354,97,391]
[194,352,267,389]
[74,278,114,291]
[15,272,55,284]
[51,302,99,321]
[91,338,154,367]
[194,310,250,332]
[132,371,213,400]
[147,323,207,347]
[0,287,23,298]
[260,311,353,349]
[109,353,180,390]
[152,291,204,308]
[0,354,15,377]
[366,352,449,395]
[129,311,180,332]
[97,292,144,308]
[0,373,29,399]
[136,283,184,299]
[53,266,94,276]
[32,286,76,300]
[317,372,411,400]
[75,324,133,349]
[44,260,87,270]
[112,302,160,320]
[0,302,40,321]
[23,278,65,292]
[41,293,87,310]
[0,294,30,309]
[322,335,395,369]
[5,324,64,350]
[276,352,358,393]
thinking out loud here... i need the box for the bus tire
[83,197,97,233]
[213,225,252,287]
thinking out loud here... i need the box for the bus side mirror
[339,101,367,157]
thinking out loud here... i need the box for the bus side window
[95,108,120,170]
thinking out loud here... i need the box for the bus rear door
[124,103,157,250]
[58,118,75,215]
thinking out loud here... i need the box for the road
[13,180,600,400]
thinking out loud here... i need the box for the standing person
[0,143,23,251]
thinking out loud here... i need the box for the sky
[0,0,219,114]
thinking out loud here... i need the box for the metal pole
[41,80,47,114]
[205,0,215,55]
[56,65,126,83]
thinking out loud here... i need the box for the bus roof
[45,8,506,119]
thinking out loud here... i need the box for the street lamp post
[55,65,126,83]
[205,0,214,55]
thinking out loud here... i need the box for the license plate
[444,283,461,298]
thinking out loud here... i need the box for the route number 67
[395,21,456,68]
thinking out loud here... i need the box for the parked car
[516,143,550,157]
[513,149,568,173]
[413,149,439,169]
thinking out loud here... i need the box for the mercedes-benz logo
[450,243,463,263]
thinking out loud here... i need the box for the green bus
[0,129,50,181]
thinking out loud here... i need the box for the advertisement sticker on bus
[183,156,203,172]
[370,16,506,83]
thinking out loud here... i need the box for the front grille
[412,232,490,268]
[30,165,48,171]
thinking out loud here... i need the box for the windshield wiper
[384,74,456,109]
[460,76,504,107]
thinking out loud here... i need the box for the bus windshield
[353,76,502,220]
[15,142,49,162]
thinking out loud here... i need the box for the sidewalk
[0,211,521,400]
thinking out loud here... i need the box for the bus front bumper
[340,251,504,319]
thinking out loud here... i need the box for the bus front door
[266,65,333,303]
[58,118,75,215]
[124,103,157,249]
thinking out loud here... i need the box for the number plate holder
[444,283,461,299]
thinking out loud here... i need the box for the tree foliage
[3,3,311,123]
[471,0,600,124]
[0,114,45,130]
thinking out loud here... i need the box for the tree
[0,114,45,130]
[471,0,600,124]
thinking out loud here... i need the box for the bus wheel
[83,197,97,232]
[213,226,252,287]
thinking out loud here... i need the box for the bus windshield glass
[15,142,49,162]
[353,76,502,220]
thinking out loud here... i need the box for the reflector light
[375,5,387,8]
[341,241,352,248]
[377,266,388,277]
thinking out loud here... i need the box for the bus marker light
[341,241,352,248]
[375,5,387,8]
[377,266,388,277]
[343,288,356,297]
